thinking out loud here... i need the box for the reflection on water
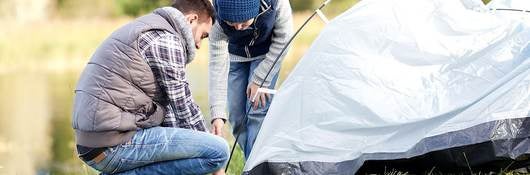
[0,71,52,175]
[47,71,87,174]
[0,70,96,174]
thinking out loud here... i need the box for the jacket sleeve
[251,0,294,87]
[208,21,230,123]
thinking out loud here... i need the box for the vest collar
[153,7,196,64]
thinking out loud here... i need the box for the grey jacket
[72,8,191,148]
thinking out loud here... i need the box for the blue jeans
[81,127,229,174]
[228,59,279,159]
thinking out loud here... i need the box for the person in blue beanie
[208,0,293,159]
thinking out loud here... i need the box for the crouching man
[72,0,228,174]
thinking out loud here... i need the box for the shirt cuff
[251,73,272,87]
[210,106,228,123]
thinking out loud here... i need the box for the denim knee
[210,136,230,169]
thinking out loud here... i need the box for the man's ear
[185,14,199,24]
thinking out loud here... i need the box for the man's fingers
[216,127,223,136]
[212,126,218,135]
[211,119,224,136]
[254,94,261,109]
[260,94,266,108]
[246,87,251,99]
[215,127,223,136]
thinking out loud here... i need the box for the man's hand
[212,169,225,175]
[246,82,271,109]
[211,118,225,136]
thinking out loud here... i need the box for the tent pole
[492,8,530,13]
[225,0,332,172]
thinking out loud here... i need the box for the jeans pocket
[93,147,121,174]
[111,158,154,174]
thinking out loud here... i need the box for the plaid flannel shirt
[138,30,207,132]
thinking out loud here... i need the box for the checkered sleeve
[139,30,207,132]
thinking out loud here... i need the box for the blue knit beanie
[216,0,259,23]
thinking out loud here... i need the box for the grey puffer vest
[72,7,194,147]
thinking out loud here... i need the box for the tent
[244,0,530,174]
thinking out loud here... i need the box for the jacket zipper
[246,0,270,58]
[245,46,251,58]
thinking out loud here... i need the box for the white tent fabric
[244,0,530,173]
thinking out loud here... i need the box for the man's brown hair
[171,0,216,24]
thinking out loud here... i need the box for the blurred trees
[0,0,51,21]
[113,0,493,17]
[291,0,316,12]
[116,0,171,17]
[54,0,120,18]
[0,0,500,20]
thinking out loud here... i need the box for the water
[0,71,68,174]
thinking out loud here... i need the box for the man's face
[225,18,254,31]
[187,14,213,49]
